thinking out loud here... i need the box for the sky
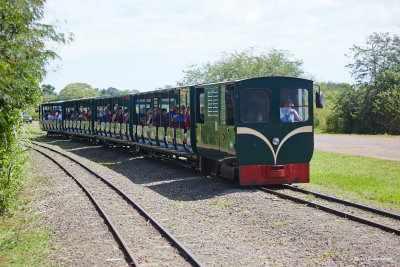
[42,0,400,92]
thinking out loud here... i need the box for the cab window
[240,89,270,123]
[280,88,309,123]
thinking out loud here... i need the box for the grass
[24,122,45,138]
[310,247,344,263]
[309,150,400,210]
[214,200,235,208]
[269,221,289,227]
[0,172,51,266]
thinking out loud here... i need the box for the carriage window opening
[226,86,234,125]
[199,93,205,123]
[280,88,309,123]
[196,88,204,123]
[240,89,270,123]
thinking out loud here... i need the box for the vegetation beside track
[0,0,68,214]
[0,125,50,265]
[309,150,400,211]
[0,161,51,266]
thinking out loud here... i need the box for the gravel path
[280,187,400,231]
[31,137,400,266]
[31,151,128,266]
[36,146,192,266]
[315,134,400,161]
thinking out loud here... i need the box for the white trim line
[237,127,276,162]
[237,126,313,164]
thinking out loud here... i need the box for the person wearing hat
[280,99,302,122]
[146,108,153,126]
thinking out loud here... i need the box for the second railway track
[259,185,400,236]
[31,141,203,267]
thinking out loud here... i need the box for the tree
[58,83,99,100]
[120,89,139,95]
[0,0,70,111]
[178,47,305,85]
[371,70,400,133]
[346,32,400,86]
[324,33,400,134]
[104,87,120,96]
[41,84,56,95]
[0,0,70,212]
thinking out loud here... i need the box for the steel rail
[30,146,139,266]
[282,185,400,220]
[259,187,400,236]
[31,141,204,267]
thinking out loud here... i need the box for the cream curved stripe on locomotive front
[236,126,313,164]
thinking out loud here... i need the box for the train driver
[280,99,302,122]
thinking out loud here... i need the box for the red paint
[240,164,309,186]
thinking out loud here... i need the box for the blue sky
[42,0,400,92]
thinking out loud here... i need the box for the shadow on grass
[32,135,252,202]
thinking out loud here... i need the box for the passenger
[185,108,190,130]
[124,110,129,123]
[99,109,112,123]
[97,110,104,123]
[180,106,187,128]
[43,110,48,120]
[146,109,153,126]
[107,109,113,122]
[153,107,160,126]
[161,108,168,121]
[256,111,264,122]
[153,107,160,120]
[161,108,168,127]
[280,99,302,122]
[87,109,92,120]
[172,107,180,127]
[47,111,54,120]
[169,104,176,121]
[184,108,190,145]
[112,107,125,123]
[82,111,87,121]
[73,111,79,120]
[139,108,147,125]
[145,109,153,139]
[57,111,62,121]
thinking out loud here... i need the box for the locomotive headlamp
[272,137,280,146]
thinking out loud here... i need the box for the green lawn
[24,122,45,137]
[308,150,400,211]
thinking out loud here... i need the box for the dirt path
[315,134,400,161]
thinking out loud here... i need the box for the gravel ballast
[31,137,400,266]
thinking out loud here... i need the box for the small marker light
[272,137,280,146]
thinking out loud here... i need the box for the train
[40,76,324,186]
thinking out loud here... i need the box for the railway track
[31,141,204,267]
[259,185,400,236]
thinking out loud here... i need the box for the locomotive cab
[234,77,314,185]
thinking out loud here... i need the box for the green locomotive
[40,77,323,185]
